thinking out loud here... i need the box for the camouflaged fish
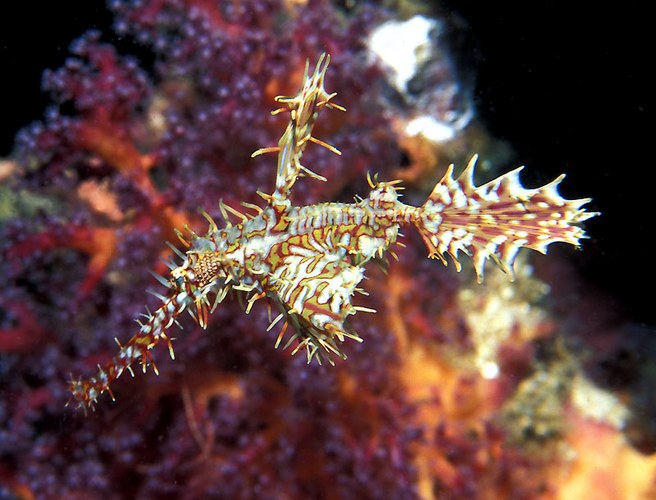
[70,54,597,409]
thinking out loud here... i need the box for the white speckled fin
[416,155,598,281]
[267,247,365,363]
[253,53,344,201]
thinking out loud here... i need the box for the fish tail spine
[414,155,598,281]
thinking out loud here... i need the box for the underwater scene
[0,1,651,498]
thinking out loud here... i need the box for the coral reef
[1,1,654,499]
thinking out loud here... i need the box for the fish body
[70,54,596,410]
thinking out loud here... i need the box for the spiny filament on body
[69,53,598,410]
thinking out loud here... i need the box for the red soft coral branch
[0,302,50,354]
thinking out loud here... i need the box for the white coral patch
[366,15,437,93]
[405,115,457,142]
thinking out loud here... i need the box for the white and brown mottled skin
[70,54,597,410]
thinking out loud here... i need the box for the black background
[0,2,651,325]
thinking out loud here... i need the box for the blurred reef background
[0,1,653,498]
